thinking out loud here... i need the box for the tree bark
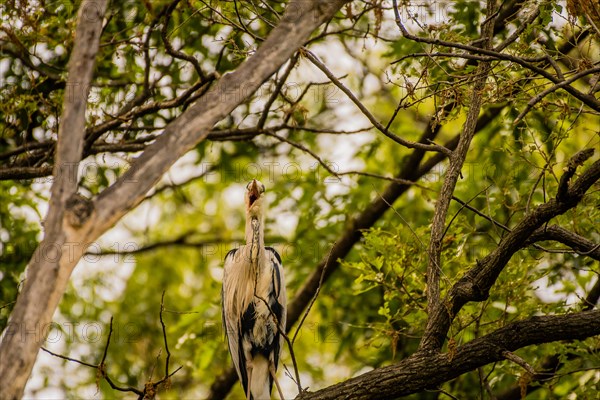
[0,1,348,397]
[424,0,496,342]
[297,310,600,399]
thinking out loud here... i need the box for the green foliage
[0,181,42,329]
[338,226,428,366]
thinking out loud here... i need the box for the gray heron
[222,179,286,400]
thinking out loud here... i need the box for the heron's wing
[266,246,286,369]
[222,248,249,392]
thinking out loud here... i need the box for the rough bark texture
[0,1,348,397]
[528,224,600,261]
[297,310,600,400]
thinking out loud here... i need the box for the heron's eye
[260,184,265,193]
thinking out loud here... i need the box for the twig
[254,242,335,394]
[142,165,217,203]
[41,307,183,398]
[253,292,303,394]
[85,237,243,258]
[501,350,537,377]
[266,131,340,179]
[392,51,496,64]
[292,243,336,346]
[258,52,300,128]
[442,185,493,240]
[494,4,542,52]
[375,189,427,251]
[451,195,511,232]
[100,317,113,367]
[303,49,451,155]
[515,68,600,124]
[338,170,417,187]
[162,308,203,314]
[280,325,303,394]
[41,347,97,369]
[161,0,206,80]
[160,291,171,380]
[284,125,371,134]
[0,301,16,310]
[42,317,145,396]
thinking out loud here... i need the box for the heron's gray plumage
[222,180,286,400]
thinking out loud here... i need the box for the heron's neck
[245,213,264,264]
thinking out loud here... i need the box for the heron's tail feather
[249,356,272,400]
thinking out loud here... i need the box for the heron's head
[245,179,266,216]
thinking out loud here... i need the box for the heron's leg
[269,363,285,400]
[246,362,253,400]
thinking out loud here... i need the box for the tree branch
[303,49,451,155]
[528,225,600,261]
[422,0,496,336]
[391,1,600,112]
[161,0,206,81]
[514,67,600,124]
[495,267,600,400]
[420,153,600,352]
[258,52,300,128]
[296,310,600,399]
[92,1,348,235]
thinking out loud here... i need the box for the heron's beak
[248,179,261,207]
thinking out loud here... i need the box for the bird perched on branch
[222,179,286,400]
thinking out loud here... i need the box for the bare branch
[292,244,335,345]
[161,0,206,81]
[86,237,246,257]
[40,347,97,369]
[303,49,452,155]
[42,317,145,396]
[528,225,600,261]
[515,67,600,123]
[266,131,340,179]
[100,317,113,367]
[501,351,537,377]
[495,4,542,52]
[153,291,182,389]
[258,52,300,128]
